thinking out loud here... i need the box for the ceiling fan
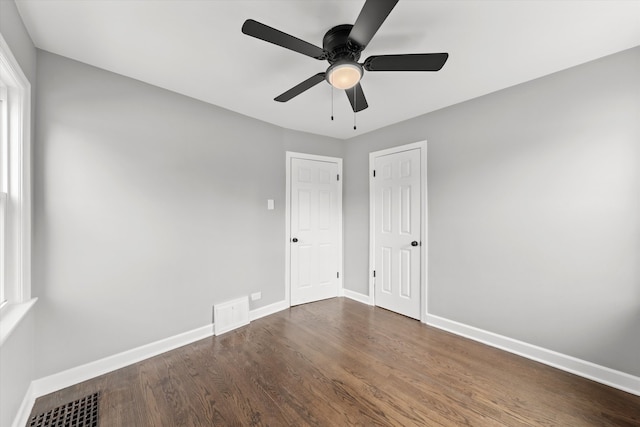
[241,0,449,114]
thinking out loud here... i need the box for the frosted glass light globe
[327,62,362,90]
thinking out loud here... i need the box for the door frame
[285,151,343,308]
[369,140,428,322]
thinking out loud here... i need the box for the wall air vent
[213,296,250,335]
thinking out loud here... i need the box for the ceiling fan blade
[345,83,368,112]
[348,0,398,49]
[242,19,326,60]
[275,73,326,102]
[363,53,449,71]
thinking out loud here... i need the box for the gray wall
[33,50,342,378]
[0,1,37,426]
[343,46,640,376]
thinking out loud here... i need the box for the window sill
[0,298,37,346]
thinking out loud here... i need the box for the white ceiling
[15,0,640,140]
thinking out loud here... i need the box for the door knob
[292,238,298,242]
[411,241,419,246]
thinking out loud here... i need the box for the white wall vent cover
[213,296,250,335]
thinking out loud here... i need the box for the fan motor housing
[323,24,362,64]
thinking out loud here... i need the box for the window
[1,83,6,306]
[0,190,5,307]
[0,32,33,331]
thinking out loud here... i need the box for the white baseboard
[12,382,35,427]
[13,323,214,427]
[31,299,291,398]
[14,300,292,427]
[426,314,640,396]
[250,299,289,321]
[343,289,372,305]
[31,324,215,399]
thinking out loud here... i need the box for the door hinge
[373,170,376,177]
[337,272,340,278]
[337,174,340,181]
[373,270,376,277]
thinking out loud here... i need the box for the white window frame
[0,32,34,345]
[1,83,7,306]
[0,192,6,306]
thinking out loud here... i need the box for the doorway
[369,141,427,320]
[286,152,342,306]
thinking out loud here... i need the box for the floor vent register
[29,392,99,427]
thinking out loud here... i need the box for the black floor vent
[29,392,99,427]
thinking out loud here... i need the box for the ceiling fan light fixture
[327,61,363,90]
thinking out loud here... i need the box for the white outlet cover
[267,199,274,210]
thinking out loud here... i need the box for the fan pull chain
[331,86,334,121]
[353,85,357,130]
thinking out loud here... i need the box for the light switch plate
[267,199,274,210]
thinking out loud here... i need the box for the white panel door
[373,148,422,319]
[290,158,340,305]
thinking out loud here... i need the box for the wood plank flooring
[29,298,640,426]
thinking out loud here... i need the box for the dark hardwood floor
[29,298,639,426]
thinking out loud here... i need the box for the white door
[290,156,341,306]
[372,147,422,319]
